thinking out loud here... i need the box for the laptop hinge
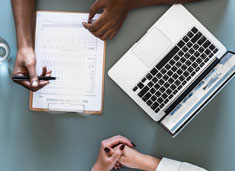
[164,58,220,115]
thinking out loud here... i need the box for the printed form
[32,11,105,113]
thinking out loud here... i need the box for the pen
[12,76,56,81]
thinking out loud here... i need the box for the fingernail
[120,144,125,151]
[32,80,38,87]
[131,142,136,147]
[104,147,110,153]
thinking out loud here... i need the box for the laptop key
[203,40,211,49]
[177,69,183,75]
[156,72,162,79]
[168,78,174,84]
[155,91,161,97]
[137,82,144,89]
[152,77,158,83]
[156,46,179,70]
[143,92,151,102]
[159,104,164,109]
[174,55,180,61]
[187,42,193,48]
[151,95,157,101]
[214,48,218,53]
[158,79,164,85]
[147,100,153,106]
[193,44,199,50]
[178,50,184,57]
[191,27,198,34]
[155,108,160,113]
[157,97,164,104]
[183,36,190,42]
[177,40,185,48]
[205,49,211,55]
[187,31,194,38]
[133,86,138,92]
[179,75,185,81]
[146,73,153,80]
[142,78,147,83]
[160,87,166,93]
[172,66,177,72]
[198,36,206,45]
[150,68,158,75]
[191,31,202,43]
[160,68,167,74]
[138,86,149,97]
[164,99,169,104]
[186,76,192,81]
[172,73,179,79]
[147,81,154,88]
[162,93,168,99]
[209,44,215,51]
[163,75,169,81]
[182,46,188,52]
[150,88,156,94]
[166,89,172,95]
[154,83,160,89]
[151,102,159,110]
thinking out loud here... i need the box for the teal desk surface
[0,0,234,170]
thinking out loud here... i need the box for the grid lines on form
[39,52,97,96]
[42,35,97,52]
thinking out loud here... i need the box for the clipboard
[29,10,106,114]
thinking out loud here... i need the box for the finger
[92,23,110,38]
[27,64,38,88]
[101,30,113,41]
[109,31,117,40]
[102,135,133,148]
[12,73,33,90]
[89,0,104,21]
[110,144,125,162]
[38,81,50,89]
[40,66,47,76]
[83,15,106,32]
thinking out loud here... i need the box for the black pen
[12,76,56,81]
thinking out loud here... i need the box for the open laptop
[108,4,235,136]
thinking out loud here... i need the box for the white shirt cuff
[156,157,207,171]
[156,158,181,171]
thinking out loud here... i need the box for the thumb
[27,64,38,88]
[89,0,104,21]
[110,144,125,162]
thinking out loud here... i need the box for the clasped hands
[92,135,160,171]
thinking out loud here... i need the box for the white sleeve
[156,158,207,171]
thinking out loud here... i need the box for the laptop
[108,4,235,137]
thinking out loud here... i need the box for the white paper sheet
[32,11,105,113]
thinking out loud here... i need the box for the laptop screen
[160,52,235,136]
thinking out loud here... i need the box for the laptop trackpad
[132,27,172,67]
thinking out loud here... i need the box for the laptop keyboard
[133,27,219,113]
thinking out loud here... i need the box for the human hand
[92,135,135,171]
[12,47,52,92]
[83,0,133,40]
[118,145,161,171]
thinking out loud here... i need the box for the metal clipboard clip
[47,103,85,114]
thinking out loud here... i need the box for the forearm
[129,0,200,9]
[135,153,161,171]
[11,0,36,50]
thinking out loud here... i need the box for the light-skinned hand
[117,145,161,171]
[92,135,135,171]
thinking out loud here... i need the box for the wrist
[137,154,160,171]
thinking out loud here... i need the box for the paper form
[32,11,105,113]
